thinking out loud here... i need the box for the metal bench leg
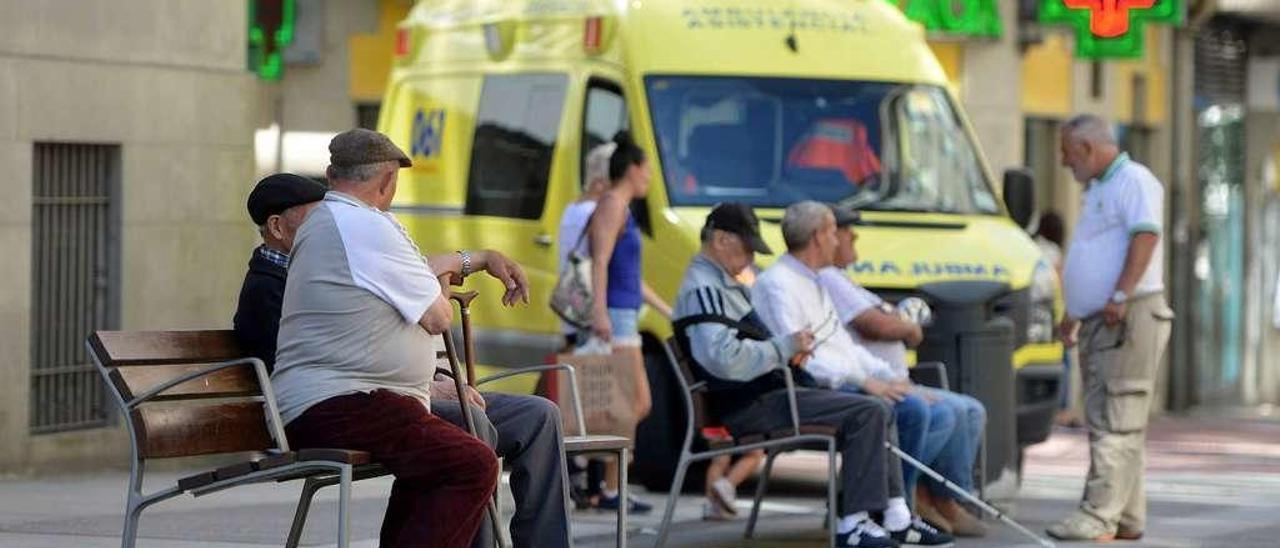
[827,440,838,548]
[491,457,507,548]
[337,465,353,548]
[121,498,143,548]
[745,449,779,539]
[654,453,692,548]
[616,448,629,548]
[285,477,325,548]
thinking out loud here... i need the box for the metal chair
[654,337,840,548]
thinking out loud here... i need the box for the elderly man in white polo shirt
[753,201,953,547]
[1047,114,1175,542]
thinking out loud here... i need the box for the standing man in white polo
[1047,114,1175,542]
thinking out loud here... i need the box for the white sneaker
[708,478,738,516]
[702,500,733,521]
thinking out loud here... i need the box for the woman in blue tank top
[585,131,672,512]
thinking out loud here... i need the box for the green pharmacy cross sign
[248,0,296,81]
[884,0,1003,38]
[1039,0,1183,59]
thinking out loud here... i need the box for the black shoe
[836,519,899,547]
[889,518,955,547]
[595,493,653,514]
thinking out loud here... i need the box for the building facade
[0,1,258,472]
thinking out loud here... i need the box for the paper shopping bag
[554,343,638,438]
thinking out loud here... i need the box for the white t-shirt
[272,191,443,424]
[1062,153,1165,319]
[557,200,597,334]
[753,255,897,388]
[818,266,908,376]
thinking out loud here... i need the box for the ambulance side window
[466,73,568,219]
[582,81,628,185]
[582,80,652,235]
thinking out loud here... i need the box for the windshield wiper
[838,190,884,210]
[858,202,945,214]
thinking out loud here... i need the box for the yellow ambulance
[379,0,1063,493]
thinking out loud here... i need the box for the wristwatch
[456,249,473,278]
[1110,290,1129,305]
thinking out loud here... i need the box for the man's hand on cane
[435,249,530,307]
[477,250,530,307]
[431,377,487,410]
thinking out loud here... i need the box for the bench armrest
[782,365,803,436]
[476,364,587,437]
[909,361,950,391]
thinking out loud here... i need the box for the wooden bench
[88,330,383,548]
[89,329,634,548]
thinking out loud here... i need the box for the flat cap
[247,173,328,225]
[329,128,412,168]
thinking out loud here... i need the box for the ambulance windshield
[645,75,1000,215]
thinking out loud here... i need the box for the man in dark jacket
[233,173,327,371]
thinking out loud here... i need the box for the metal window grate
[30,143,120,434]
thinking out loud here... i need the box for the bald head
[1060,114,1120,184]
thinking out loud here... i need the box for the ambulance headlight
[1028,261,1057,343]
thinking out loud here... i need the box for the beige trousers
[1077,294,1174,532]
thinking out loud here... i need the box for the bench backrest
[88,330,281,460]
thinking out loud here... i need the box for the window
[30,143,120,434]
[579,81,653,232]
[466,74,568,219]
[581,81,628,186]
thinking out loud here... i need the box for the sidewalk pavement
[2,415,1279,547]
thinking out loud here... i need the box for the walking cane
[436,279,506,547]
[885,442,1056,548]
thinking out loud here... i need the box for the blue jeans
[916,387,986,497]
[840,385,954,503]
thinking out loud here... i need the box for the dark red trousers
[285,390,498,548]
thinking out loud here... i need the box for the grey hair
[327,160,398,185]
[1062,114,1116,145]
[781,200,833,251]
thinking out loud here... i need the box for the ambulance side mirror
[1003,168,1035,229]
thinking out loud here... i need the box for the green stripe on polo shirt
[1097,152,1130,185]
[1129,222,1161,235]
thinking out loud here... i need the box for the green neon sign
[248,0,296,81]
[885,0,1003,39]
[1039,0,1183,59]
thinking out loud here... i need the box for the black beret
[247,173,328,226]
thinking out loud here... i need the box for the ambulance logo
[410,108,446,159]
